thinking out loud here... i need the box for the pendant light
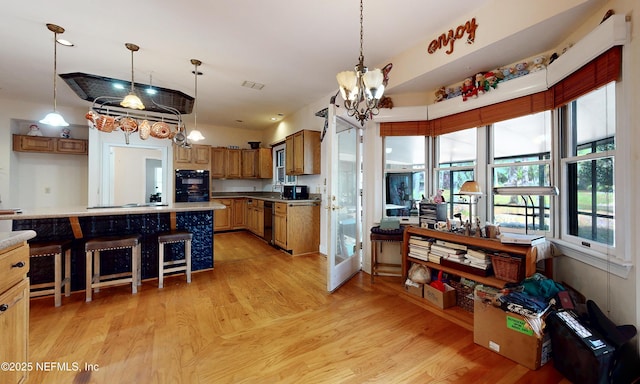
[39,23,69,127]
[336,0,391,126]
[120,43,145,110]
[187,59,205,141]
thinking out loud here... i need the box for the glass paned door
[326,107,362,292]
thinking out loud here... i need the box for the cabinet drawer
[275,202,288,215]
[0,244,29,294]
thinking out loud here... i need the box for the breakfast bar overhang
[0,202,225,291]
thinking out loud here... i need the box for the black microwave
[175,169,210,202]
[283,185,309,200]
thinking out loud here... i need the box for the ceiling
[1,1,605,131]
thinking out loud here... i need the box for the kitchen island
[0,202,225,291]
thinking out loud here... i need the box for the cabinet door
[13,135,54,152]
[56,138,87,154]
[241,150,257,178]
[232,198,246,228]
[257,148,273,179]
[174,145,192,165]
[210,148,227,178]
[227,149,242,178]
[274,203,288,248]
[292,131,305,174]
[0,279,29,384]
[213,199,232,231]
[285,135,294,175]
[192,145,210,166]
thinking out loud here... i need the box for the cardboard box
[423,283,456,309]
[474,300,551,370]
[404,279,423,298]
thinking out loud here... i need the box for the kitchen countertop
[0,202,226,221]
[0,230,37,249]
[211,194,321,205]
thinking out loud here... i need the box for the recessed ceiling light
[146,88,157,95]
[113,83,125,90]
[271,117,277,121]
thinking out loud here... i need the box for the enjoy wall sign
[428,18,478,55]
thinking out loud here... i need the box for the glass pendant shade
[40,111,69,127]
[120,93,145,110]
[336,71,359,103]
[187,130,205,141]
[363,68,384,100]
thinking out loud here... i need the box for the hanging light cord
[52,30,59,111]
[358,0,364,68]
[194,61,198,129]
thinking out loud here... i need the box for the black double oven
[175,169,210,202]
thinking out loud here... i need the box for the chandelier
[39,23,69,127]
[120,43,145,110]
[336,0,390,126]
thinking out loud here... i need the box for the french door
[326,105,362,292]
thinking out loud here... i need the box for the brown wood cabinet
[231,198,246,229]
[211,147,242,179]
[285,130,320,175]
[274,201,320,255]
[0,241,30,384]
[241,148,273,179]
[13,134,87,155]
[212,199,232,231]
[174,144,210,171]
[246,199,264,237]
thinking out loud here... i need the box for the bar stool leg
[54,252,62,307]
[86,251,93,302]
[64,248,71,298]
[158,242,165,289]
[185,239,192,284]
[136,243,142,287]
[131,244,138,294]
[94,251,101,293]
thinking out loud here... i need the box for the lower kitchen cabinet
[274,202,320,255]
[213,199,232,231]
[246,199,264,237]
[231,198,246,229]
[0,242,30,384]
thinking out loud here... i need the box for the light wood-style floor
[27,231,569,383]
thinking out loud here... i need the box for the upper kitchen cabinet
[174,144,210,171]
[13,134,87,155]
[211,147,241,179]
[285,130,320,175]
[241,148,273,179]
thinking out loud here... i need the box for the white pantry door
[326,106,362,292]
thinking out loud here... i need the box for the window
[562,82,616,248]
[383,136,425,219]
[435,128,477,220]
[491,112,553,233]
[272,143,296,189]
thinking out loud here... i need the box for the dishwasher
[263,200,274,245]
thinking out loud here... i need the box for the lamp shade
[120,93,145,110]
[457,180,483,195]
[363,68,384,100]
[336,71,359,102]
[39,111,69,127]
[187,129,205,141]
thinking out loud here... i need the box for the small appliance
[175,169,210,202]
[283,185,309,200]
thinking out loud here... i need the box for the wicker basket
[450,280,475,313]
[491,253,523,283]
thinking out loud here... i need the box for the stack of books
[408,236,431,261]
[429,240,467,264]
[463,249,492,270]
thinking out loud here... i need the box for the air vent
[241,80,265,90]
